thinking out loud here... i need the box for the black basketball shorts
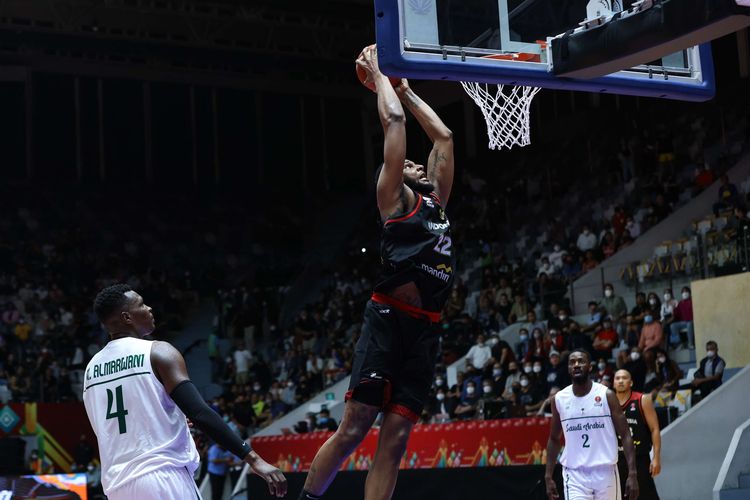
[346,299,440,423]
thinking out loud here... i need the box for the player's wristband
[170,380,251,459]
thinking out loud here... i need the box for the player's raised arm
[607,389,639,500]
[396,80,454,206]
[151,341,287,498]
[544,394,562,500]
[357,46,408,220]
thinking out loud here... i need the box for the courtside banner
[252,417,551,472]
[0,473,87,499]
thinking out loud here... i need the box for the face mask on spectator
[547,372,557,382]
[435,378,444,387]
[558,314,567,321]
[483,385,493,394]
[682,291,690,300]
[253,384,261,391]
[466,386,475,395]
[287,381,294,388]
[519,334,528,342]
[533,364,542,373]
[707,350,716,358]
[604,289,613,297]
[657,356,666,364]
[644,315,653,323]
[533,332,542,340]
[598,362,606,371]
[649,298,657,305]
[664,293,672,301]
[520,379,530,387]
[492,368,502,377]
[436,393,445,401]
[524,365,533,374]
[630,352,641,361]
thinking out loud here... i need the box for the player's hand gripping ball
[356,45,401,93]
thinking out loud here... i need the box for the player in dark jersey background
[614,369,662,499]
[298,45,455,500]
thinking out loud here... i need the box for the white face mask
[706,350,716,358]
[533,365,542,373]
[598,362,606,371]
[630,352,641,361]
[558,315,567,321]
[524,366,533,374]
[664,293,672,301]
[657,357,666,364]
[435,378,444,386]
[649,298,657,305]
[492,369,502,377]
[253,385,261,391]
[436,393,445,401]
[483,385,493,394]
[605,289,613,297]
[682,292,690,300]
[520,379,530,387]
[466,386,475,395]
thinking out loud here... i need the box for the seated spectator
[630,292,648,325]
[689,341,725,400]
[592,319,619,359]
[516,328,531,360]
[592,358,614,386]
[535,386,560,416]
[494,293,512,325]
[443,287,466,321]
[623,315,640,348]
[625,216,641,238]
[654,349,682,394]
[561,253,583,281]
[642,349,660,393]
[582,251,599,272]
[454,381,480,420]
[549,307,574,334]
[669,287,694,348]
[582,301,602,333]
[465,335,493,372]
[494,278,513,306]
[489,362,506,397]
[618,347,646,392]
[502,361,521,399]
[509,294,529,323]
[566,323,593,353]
[429,387,457,423]
[517,373,542,414]
[489,337,515,370]
[314,409,338,431]
[659,289,676,324]
[713,174,740,215]
[537,256,556,277]
[523,311,546,335]
[693,162,714,193]
[548,244,567,270]
[600,231,617,259]
[545,328,565,353]
[577,225,597,252]
[638,311,664,352]
[542,351,565,391]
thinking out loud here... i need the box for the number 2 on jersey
[106,385,129,434]
[433,235,452,256]
[582,433,590,448]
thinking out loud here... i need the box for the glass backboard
[374,0,715,101]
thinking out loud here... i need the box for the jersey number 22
[433,235,452,256]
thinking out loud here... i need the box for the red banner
[251,417,552,473]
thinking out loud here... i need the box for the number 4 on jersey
[106,385,129,434]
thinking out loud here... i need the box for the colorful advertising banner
[0,473,87,499]
[252,417,551,473]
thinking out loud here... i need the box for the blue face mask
[644,315,654,323]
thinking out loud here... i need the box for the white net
[460,81,541,150]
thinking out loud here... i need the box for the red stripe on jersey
[384,194,423,225]
[371,293,441,323]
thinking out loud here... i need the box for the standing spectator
[207,443,234,500]
[713,174,740,215]
[600,284,628,324]
[233,342,253,385]
[669,287,694,348]
[576,226,598,252]
[690,341,725,400]
[620,348,646,392]
[465,335,492,372]
[638,312,664,352]
[454,381,479,420]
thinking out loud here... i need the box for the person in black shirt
[615,369,662,499]
[299,45,455,500]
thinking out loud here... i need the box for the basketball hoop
[461,81,541,150]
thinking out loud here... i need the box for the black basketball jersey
[618,391,653,457]
[374,192,456,313]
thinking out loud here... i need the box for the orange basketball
[356,64,401,93]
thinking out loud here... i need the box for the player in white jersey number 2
[545,349,639,500]
[83,284,286,500]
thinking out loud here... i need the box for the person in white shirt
[233,342,253,385]
[577,226,598,252]
[545,349,639,500]
[465,335,492,371]
[83,284,285,500]
[549,244,568,270]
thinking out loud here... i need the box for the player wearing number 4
[298,45,455,500]
[545,349,639,500]
[82,284,286,500]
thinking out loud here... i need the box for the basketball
[355,63,401,93]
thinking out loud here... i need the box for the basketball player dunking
[614,369,662,499]
[83,284,286,500]
[545,350,639,500]
[298,45,455,500]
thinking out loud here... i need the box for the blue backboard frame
[374,0,715,101]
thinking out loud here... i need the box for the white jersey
[82,337,199,495]
[555,382,618,469]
